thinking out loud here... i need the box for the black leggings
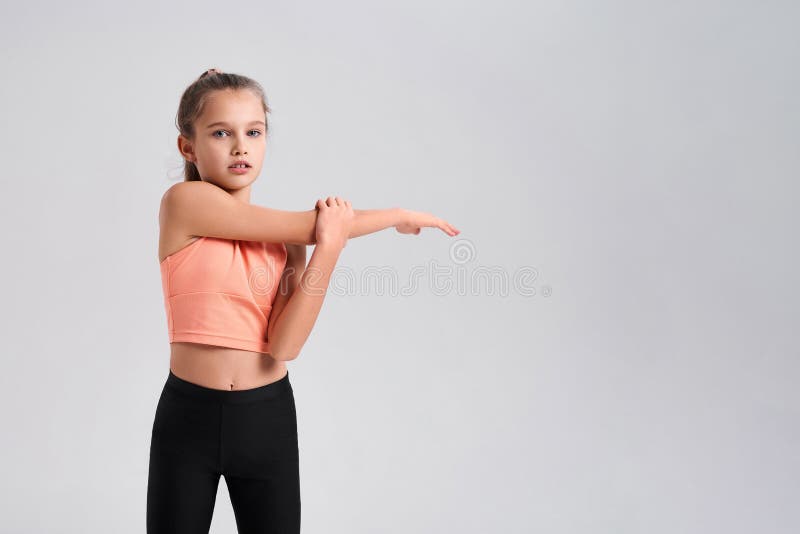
[146,370,300,533]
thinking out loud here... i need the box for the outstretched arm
[350,207,460,238]
[161,181,459,246]
[161,181,317,244]
[349,208,403,238]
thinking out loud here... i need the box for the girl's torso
[159,231,287,391]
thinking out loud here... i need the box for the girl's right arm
[160,180,318,245]
[160,181,460,245]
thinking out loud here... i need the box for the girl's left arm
[265,206,459,349]
[266,243,307,350]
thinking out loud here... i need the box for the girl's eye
[212,130,262,138]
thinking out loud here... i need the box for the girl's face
[178,88,267,194]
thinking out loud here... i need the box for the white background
[0,1,797,532]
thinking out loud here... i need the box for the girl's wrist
[313,240,345,254]
[392,207,408,228]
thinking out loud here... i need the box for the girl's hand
[395,208,460,237]
[315,196,355,250]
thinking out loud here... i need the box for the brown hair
[175,68,271,182]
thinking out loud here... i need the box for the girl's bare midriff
[160,233,288,391]
[170,342,287,391]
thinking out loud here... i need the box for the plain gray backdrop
[0,0,797,533]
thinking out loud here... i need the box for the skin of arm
[265,242,343,361]
[265,243,307,355]
[161,181,406,245]
[348,207,405,239]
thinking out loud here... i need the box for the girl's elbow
[268,343,300,362]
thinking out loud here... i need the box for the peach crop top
[159,236,287,354]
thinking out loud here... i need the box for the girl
[146,68,460,534]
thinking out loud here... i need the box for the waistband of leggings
[165,369,292,404]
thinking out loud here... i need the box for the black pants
[146,370,300,533]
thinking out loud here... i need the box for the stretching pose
[146,68,460,534]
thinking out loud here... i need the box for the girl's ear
[177,135,196,162]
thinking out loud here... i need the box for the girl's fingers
[436,218,458,235]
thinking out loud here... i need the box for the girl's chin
[202,176,256,189]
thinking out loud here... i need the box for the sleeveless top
[159,236,288,354]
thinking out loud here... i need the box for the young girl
[146,68,460,534]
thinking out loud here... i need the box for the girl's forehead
[206,89,260,107]
[200,90,263,120]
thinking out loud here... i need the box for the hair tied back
[176,68,270,182]
[201,68,223,79]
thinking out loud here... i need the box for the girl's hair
[175,68,271,182]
